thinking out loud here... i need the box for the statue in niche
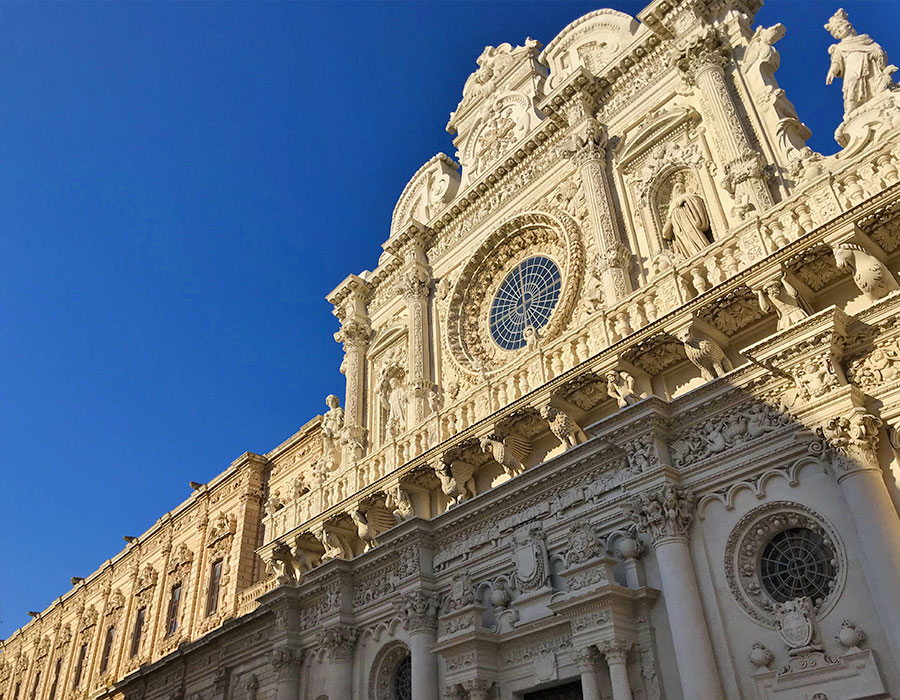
[380,375,407,440]
[825,9,896,117]
[320,394,344,456]
[660,172,713,258]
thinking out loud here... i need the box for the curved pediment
[389,153,460,239]
[541,9,642,91]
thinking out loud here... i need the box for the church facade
[5,1,900,698]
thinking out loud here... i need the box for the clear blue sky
[1,0,897,638]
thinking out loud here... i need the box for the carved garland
[723,500,846,628]
[445,210,585,375]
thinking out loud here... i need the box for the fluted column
[600,641,633,700]
[319,625,358,700]
[820,408,900,655]
[270,646,302,700]
[629,486,724,700]
[401,232,433,426]
[397,591,440,700]
[673,29,773,215]
[574,646,602,700]
[562,107,631,306]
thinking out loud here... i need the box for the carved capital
[560,117,608,167]
[318,625,358,661]
[401,270,431,300]
[573,645,599,673]
[269,645,303,677]
[395,590,440,633]
[462,679,494,700]
[599,640,630,665]
[627,485,696,543]
[817,410,883,476]
[672,29,730,85]
[335,320,370,349]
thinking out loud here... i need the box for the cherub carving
[480,434,531,477]
[757,276,809,331]
[539,405,587,449]
[606,370,639,408]
[679,327,732,380]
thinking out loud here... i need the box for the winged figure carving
[480,433,531,477]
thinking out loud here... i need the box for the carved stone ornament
[678,326,732,380]
[724,501,844,628]
[565,522,604,567]
[445,211,585,375]
[627,485,696,543]
[540,405,587,448]
[368,642,412,700]
[318,626,359,662]
[269,646,303,676]
[817,410,883,475]
[776,597,823,656]
[395,591,440,633]
[832,241,900,307]
[169,542,194,572]
[509,525,550,593]
[445,572,476,612]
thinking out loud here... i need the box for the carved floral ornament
[723,501,845,628]
[445,210,585,375]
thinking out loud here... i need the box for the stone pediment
[540,9,642,92]
[389,153,460,239]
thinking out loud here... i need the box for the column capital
[395,590,440,633]
[599,640,630,665]
[573,645,600,673]
[335,319,370,348]
[672,28,731,85]
[560,117,608,167]
[816,409,883,478]
[462,679,494,700]
[627,484,696,544]
[269,645,303,678]
[318,625,359,662]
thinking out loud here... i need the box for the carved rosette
[319,625,359,662]
[627,486,696,544]
[396,591,440,634]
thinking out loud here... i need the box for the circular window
[390,656,412,700]
[724,501,845,627]
[759,527,836,604]
[489,256,562,350]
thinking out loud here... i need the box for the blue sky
[1,0,898,638]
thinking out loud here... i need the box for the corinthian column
[561,104,631,305]
[629,486,724,700]
[673,29,773,216]
[574,646,602,700]
[319,625,358,700]
[270,646,303,700]
[599,641,633,700]
[819,408,900,656]
[397,591,440,700]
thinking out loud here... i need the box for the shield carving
[779,610,813,649]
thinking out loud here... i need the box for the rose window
[390,656,412,700]
[489,256,562,350]
[759,527,836,604]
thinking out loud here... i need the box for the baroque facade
[5,1,900,698]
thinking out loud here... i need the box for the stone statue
[757,276,809,331]
[825,9,896,117]
[321,394,344,454]
[380,376,407,439]
[833,241,900,305]
[661,172,712,258]
[606,370,639,408]
[540,405,588,449]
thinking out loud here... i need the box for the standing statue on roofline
[825,8,896,118]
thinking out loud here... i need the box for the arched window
[389,656,411,700]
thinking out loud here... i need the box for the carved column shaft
[675,31,773,213]
[320,626,358,700]
[337,324,369,458]
[630,487,724,700]
[564,114,631,305]
[403,237,433,425]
